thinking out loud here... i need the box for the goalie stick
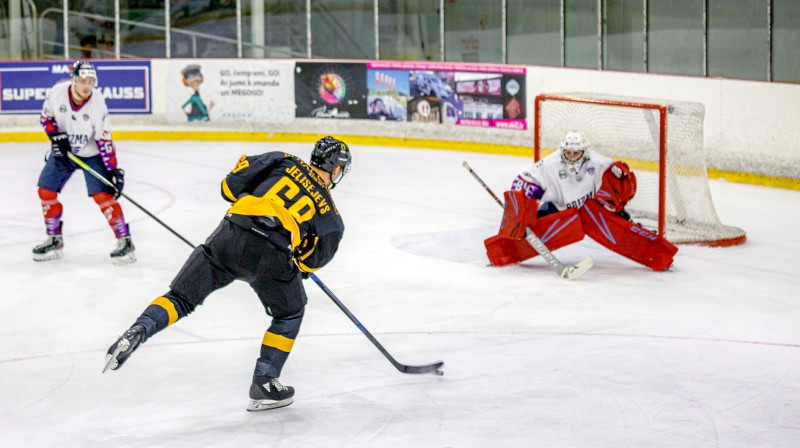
[462,161,593,280]
[310,274,444,375]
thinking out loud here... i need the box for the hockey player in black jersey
[104,136,351,411]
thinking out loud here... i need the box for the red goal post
[534,92,746,247]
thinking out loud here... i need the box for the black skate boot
[246,376,295,411]
[110,236,136,265]
[103,325,145,373]
[32,234,64,261]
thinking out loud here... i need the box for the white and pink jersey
[40,81,114,161]
[517,149,613,211]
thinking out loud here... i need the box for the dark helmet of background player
[70,61,98,87]
[311,136,352,189]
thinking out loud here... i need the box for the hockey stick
[310,273,444,376]
[462,161,593,280]
[79,156,442,375]
[66,153,196,249]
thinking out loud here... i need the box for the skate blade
[111,252,137,266]
[33,249,63,262]
[246,397,294,412]
[102,338,130,373]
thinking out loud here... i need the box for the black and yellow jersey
[221,151,344,273]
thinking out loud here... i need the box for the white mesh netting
[536,92,745,246]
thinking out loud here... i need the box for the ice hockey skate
[246,376,295,411]
[110,236,136,265]
[32,235,64,261]
[103,325,145,373]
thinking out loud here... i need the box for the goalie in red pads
[485,131,677,271]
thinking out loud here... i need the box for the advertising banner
[295,62,367,119]
[0,60,151,114]
[165,60,294,123]
[367,61,526,130]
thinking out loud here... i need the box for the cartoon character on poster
[181,64,214,122]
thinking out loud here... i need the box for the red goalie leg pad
[38,188,63,235]
[485,208,585,266]
[92,192,130,238]
[498,190,538,239]
[580,199,678,271]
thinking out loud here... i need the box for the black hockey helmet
[70,61,98,86]
[311,136,352,189]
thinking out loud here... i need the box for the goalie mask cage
[534,92,746,247]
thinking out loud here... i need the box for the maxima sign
[0,60,151,114]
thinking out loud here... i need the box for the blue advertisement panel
[0,60,151,114]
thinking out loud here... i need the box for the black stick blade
[398,361,444,376]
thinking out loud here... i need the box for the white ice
[0,140,798,448]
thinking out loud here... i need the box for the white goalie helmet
[559,131,590,165]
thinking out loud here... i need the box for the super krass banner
[367,61,526,130]
[0,60,151,114]
[295,62,367,119]
[165,59,294,123]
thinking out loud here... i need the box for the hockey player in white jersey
[485,131,678,271]
[33,61,135,264]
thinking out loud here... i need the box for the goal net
[534,92,745,246]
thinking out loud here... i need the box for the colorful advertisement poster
[295,62,367,119]
[367,61,526,130]
[366,69,409,121]
[166,60,294,123]
[0,60,151,114]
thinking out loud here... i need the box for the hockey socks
[580,199,678,271]
[92,192,130,238]
[38,188,63,235]
[254,309,304,379]
[134,293,197,340]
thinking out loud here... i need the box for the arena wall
[2,59,798,189]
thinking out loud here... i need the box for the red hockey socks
[580,199,678,271]
[92,192,130,238]
[38,188,63,235]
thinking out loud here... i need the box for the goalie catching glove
[595,161,636,213]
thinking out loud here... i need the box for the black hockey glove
[111,168,125,198]
[50,133,72,162]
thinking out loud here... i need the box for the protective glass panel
[648,0,704,76]
[242,0,307,58]
[1,0,46,59]
[311,0,373,59]
[507,0,561,66]
[378,0,440,61]
[565,0,598,69]
[773,0,800,82]
[444,0,502,63]
[170,0,237,58]
[603,0,644,72]
[708,0,768,81]
[120,1,166,58]
[68,0,116,59]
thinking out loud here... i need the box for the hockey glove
[111,168,125,198]
[50,133,72,162]
[596,161,637,213]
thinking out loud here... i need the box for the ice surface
[1,141,798,447]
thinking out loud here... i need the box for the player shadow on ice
[391,227,639,273]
